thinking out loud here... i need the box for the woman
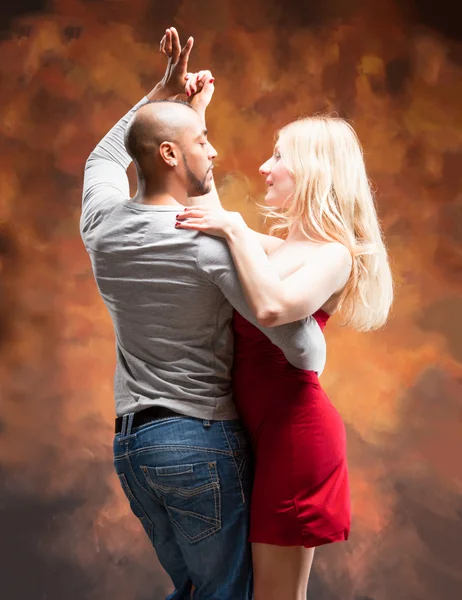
[175,74,393,598]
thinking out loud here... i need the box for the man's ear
[159,141,179,167]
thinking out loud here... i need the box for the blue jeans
[113,414,253,599]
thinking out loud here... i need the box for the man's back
[83,201,236,419]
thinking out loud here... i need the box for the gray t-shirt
[81,97,326,420]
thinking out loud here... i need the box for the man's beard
[182,152,212,196]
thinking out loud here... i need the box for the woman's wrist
[190,102,207,124]
[225,217,248,243]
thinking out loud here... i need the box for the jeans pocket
[141,461,221,544]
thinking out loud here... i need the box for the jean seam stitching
[126,453,162,505]
[118,473,149,520]
[167,503,220,526]
[233,432,248,479]
[127,444,233,458]
[156,466,194,476]
[209,461,221,532]
[220,422,246,505]
[143,469,218,498]
[170,513,220,543]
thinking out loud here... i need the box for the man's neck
[132,192,183,207]
[130,173,189,207]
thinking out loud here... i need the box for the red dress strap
[312,309,331,330]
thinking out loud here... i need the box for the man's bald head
[124,98,216,202]
[124,100,201,166]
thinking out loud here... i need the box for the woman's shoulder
[321,241,351,262]
[303,240,352,266]
[304,241,352,293]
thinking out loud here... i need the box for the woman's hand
[185,70,215,118]
[175,206,247,239]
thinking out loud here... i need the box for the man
[81,28,326,599]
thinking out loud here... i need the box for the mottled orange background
[1,0,462,598]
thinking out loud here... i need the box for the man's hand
[148,27,215,128]
[160,27,194,96]
[147,27,193,100]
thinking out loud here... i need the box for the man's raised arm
[80,28,193,234]
[81,96,149,227]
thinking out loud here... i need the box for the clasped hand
[159,27,215,116]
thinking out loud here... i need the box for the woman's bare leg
[252,543,315,600]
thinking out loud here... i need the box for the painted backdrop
[1,0,461,598]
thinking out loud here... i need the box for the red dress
[232,309,350,548]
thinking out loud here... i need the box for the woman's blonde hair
[262,116,393,331]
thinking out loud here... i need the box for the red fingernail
[210,78,215,83]
[185,74,190,80]
[186,91,190,97]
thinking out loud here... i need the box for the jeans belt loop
[120,414,128,437]
[126,412,135,436]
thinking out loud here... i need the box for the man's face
[178,119,217,197]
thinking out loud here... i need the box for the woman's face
[259,145,295,208]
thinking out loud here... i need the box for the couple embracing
[81,27,392,600]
